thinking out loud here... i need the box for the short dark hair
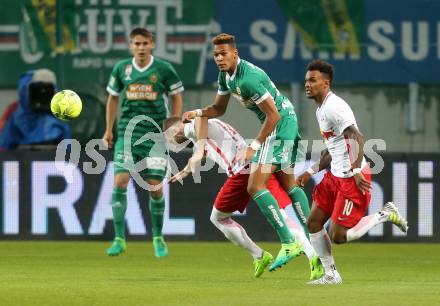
[130,27,154,41]
[163,116,181,131]
[307,59,334,83]
[212,33,236,47]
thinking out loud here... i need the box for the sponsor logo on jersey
[320,128,337,140]
[125,64,132,80]
[126,84,158,100]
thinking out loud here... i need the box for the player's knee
[307,217,322,233]
[210,209,224,227]
[247,184,264,196]
[114,174,129,189]
[331,232,347,244]
[209,210,218,225]
[146,179,163,199]
[149,189,163,199]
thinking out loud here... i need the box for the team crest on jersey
[236,86,241,95]
[125,65,132,80]
[150,74,158,83]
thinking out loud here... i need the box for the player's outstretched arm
[169,166,191,183]
[182,94,230,123]
[102,94,119,148]
[169,117,208,183]
[193,117,208,156]
[169,92,183,117]
[188,117,208,171]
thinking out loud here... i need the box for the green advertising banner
[276,0,364,57]
[0,0,214,87]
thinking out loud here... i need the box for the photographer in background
[0,69,71,150]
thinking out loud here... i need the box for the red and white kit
[184,119,291,213]
[313,91,371,227]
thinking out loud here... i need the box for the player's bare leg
[307,202,342,284]
[247,164,303,271]
[147,178,168,258]
[107,172,130,256]
[210,207,273,277]
[275,167,311,237]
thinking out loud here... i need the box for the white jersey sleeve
[183,120,197,143]
[183,119,247,176]
[326,98,357,136]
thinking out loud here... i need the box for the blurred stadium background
[0,1,439,305]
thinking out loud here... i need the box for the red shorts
[312,167,372,228]
[214,173,291,213]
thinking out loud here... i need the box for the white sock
[280,209,315,260]
[309,228,338,275]
[210,207,263,259]
[346,211,390,242]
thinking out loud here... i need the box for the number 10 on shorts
[343,199,354,216]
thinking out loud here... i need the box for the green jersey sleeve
[240,77,270,105]
[163,63,184,95]
[217,72,230,95]
[106,63,123,96]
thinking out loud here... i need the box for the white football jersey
[316,91,367,178]
[183,119,247,176]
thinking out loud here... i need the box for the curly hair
[307,59,334,83]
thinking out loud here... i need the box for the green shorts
[113,135,168,181]
[251,114,302,171]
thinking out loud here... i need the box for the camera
[28,81,56,112]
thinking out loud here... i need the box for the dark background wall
[1,150,438,242]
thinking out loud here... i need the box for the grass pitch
[0,242,438,306]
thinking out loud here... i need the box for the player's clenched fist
[296,171,312,188]
[353,172,372,195]
[102,130,114,149]
[182,110,197,123]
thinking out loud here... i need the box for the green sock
[253,189,294,244]
[112,187,127,240]
[288,186,311,237]
[149,195,165,237]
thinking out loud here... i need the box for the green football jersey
[107,56,184,140]
[217,58,295,123]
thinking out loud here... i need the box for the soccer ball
[50,89,82,121]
